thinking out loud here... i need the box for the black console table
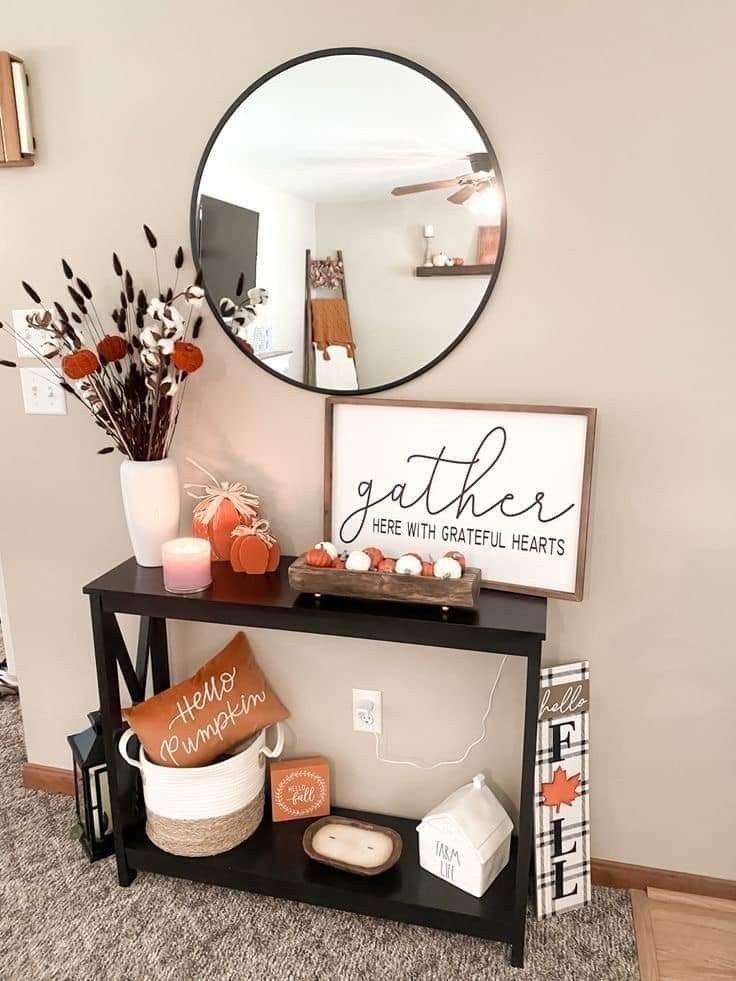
[84,556,546,968]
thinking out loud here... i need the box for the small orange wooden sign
[270,756,331,823]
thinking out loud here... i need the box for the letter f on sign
[550,719,576,763]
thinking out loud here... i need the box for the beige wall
[315,195,489,388]
[1,0,734,880]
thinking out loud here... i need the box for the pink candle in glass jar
[161,538,212,594]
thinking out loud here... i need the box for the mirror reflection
[193,51,505,393]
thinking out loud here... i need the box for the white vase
[120,458,180,567]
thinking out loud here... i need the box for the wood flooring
[632,886,736,980]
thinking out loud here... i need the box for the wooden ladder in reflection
[304,249,355,387]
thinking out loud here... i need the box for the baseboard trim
[592,858,736,902]
[22,762,75,796]
[18,767,736,900]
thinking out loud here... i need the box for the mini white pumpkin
[433,556,463,580]
[395,554,423,576]
[315,541,338,560]
[346,549,372,572]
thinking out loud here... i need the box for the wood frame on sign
[323,397,597,601]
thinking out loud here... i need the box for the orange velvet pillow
[123,632,289,767]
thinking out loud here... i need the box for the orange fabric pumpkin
[377,558,396,573]
[193,499,251,562]
[363,547,383,569]
[172,341,204,373]
[445,550,467,570]
[332,558,346,570]
[97,335,127,362]
[421,561,434,576]
[306,548,333,568]
[62,349,100,379]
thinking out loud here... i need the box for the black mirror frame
[190,47,507,397]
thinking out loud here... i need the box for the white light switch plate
[12,308,46,358]
[19,366,67,415]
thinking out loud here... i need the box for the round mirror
[191,48,506,395]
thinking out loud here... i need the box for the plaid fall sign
[534,661,590,919]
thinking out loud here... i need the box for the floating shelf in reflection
[415,264,496,277]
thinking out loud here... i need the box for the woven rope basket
[119,723,284,858]
[147,788,265,857]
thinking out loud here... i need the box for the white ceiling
[203,55,487,204]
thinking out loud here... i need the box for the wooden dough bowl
[303,815,403,877]
[288,556,481,609]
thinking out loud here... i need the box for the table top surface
[84,556,547,650]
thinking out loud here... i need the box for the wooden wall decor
[270,756,331,822]
[477,226,500,264]
[0,51,35,168]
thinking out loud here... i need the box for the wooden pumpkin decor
[185,459,260,562]
[231,519,281,574]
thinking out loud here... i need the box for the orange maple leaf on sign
[541,767,581,813]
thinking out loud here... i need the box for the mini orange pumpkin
[97,334,127,363]
[445,550,467,570]
[421,561,434,576]
[231,523,281,574]
[306,547,333,568]
[62,349,100,379]
[377,558,396,573]
[332,558,346,570]
[364,546,384,569]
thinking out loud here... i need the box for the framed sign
[533,661,591,919]
[324,398,596,600]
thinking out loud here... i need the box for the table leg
[90,596,137,886]
[149,617,170,693]
[135,616,151,693]
[511,641,542,968]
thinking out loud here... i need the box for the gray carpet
[0,696,638,980]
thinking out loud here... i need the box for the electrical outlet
[12,308,46,358]
[353,688,382,734]
[19,365,67,415]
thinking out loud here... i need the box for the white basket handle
[260,722,285,760]
[118,727,142,770]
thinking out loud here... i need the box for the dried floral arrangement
[0,226,206,461]
[218,274,269,352]
[309,256,344,291]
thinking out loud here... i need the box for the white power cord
[374,655,508,770]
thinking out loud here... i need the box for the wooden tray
[288,556,481,609]
[303,815,403,876]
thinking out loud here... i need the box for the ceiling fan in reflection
[391,152,501,218]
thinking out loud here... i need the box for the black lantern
[67,711,114,861]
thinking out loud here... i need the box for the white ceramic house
[417,773,514,898]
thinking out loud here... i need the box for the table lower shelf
[125,806,518,944]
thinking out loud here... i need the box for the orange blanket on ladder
[310,298,356,360]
